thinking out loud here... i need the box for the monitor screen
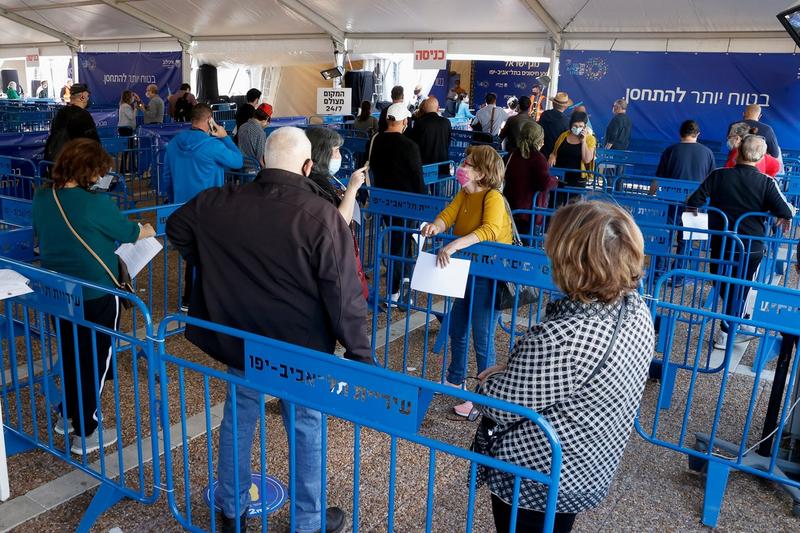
[777,5,800,48]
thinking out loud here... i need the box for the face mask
[571,126,584,136]
[328,157,342,176]
[727,139,737,151]
[456,166,471,187]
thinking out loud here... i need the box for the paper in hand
[115,237,163,278]
[410,251,471,298]
[681,212,708,241]
[0,269,33,300]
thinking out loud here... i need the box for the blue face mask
[328,156,342,176]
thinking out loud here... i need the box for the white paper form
[681,212,709,241]
[0,269,33,300]
[115,237,163,278]
[410,251,471,299]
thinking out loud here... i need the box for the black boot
[220,511,247,533]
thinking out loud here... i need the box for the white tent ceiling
[0,0,797,62]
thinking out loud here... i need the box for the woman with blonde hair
[474,200,654,532]
[421,144,513,417]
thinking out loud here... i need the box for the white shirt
[472,104,507,137]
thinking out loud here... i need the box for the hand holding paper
[410,251,471,299]
[115,237,163,278]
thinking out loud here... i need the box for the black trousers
[709,248,763,333]
[491,494,577,533]
[382,217,414,295]
[56,294,120,436]
[118,127,135,175]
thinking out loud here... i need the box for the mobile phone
[208,118,217,133]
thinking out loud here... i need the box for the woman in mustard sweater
[422,145,513,417]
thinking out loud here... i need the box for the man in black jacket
[537,92,571,158]
[166,126,370,533]
[687,135,795,346]
[409,97,451,168]
[370,103,425,302]
[234,88,261,143]
[499,95,535,154]
[43,83,99,163]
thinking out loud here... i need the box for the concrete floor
[2,233,800,532]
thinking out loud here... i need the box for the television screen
[777,5,800,48]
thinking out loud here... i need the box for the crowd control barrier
[0,257,162,532]
[156,313,562,532]
[638,270,800,524]
[0,156,40,201]
[370,227,558,383]
[0,239,565,532]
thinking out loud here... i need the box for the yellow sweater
[438,188,513,244]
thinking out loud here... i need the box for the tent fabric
[0,0,795,61]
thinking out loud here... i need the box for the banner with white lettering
[413,41,448,70]
[471,60,550,109]
[558,50,800,150]
[316,88,352,115]
[77,52,183,107]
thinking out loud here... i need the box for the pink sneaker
[453,400,474,418]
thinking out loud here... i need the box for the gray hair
[264,127,312,173]
[613,98,627,110]
[728,121,754,139]
[738,135,767,163]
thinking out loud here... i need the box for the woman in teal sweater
[33,138,155,454]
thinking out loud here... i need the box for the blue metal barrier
[156,313,562,532]
[370,227,556,382]
[638,269,800,526]
[0,257,161,532]
[0,156,39,201]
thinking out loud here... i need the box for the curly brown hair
[50,139,113,190]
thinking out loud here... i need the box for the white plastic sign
[413,41,448,70]
[316,88,351,115]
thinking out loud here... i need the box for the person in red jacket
[725,122,780,177]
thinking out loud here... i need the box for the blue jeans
[446,277,497,385]
[218,368,323,532]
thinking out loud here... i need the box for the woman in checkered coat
[475,200,655,532]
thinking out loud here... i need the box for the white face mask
[571,126,584,136]
[727,138,738,151]
[328,156,342,176]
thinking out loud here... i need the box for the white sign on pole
[316,88,352,115]
[413,40,448,70]
[25,54,39,68]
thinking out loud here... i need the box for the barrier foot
[76,484,126,533]
[4,430,35,457]
[702,460,730,527]
[657,362,678,411]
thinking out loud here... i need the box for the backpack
[174,93,193,122]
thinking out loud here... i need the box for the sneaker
[667,277,685,288]
[714,330,751,350]
[54,413,73,436]
[179,303,189,313]
[389,292,400,308]
[70,427,118,454]
[305,507,345,533]
[453,400,475,418]
[221,511,248,533]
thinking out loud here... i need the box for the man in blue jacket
[162,103,243,310]
[161,103,244,204]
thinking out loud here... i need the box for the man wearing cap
[369,103,425,303]
[604,98,632,150]
[538,91,572,158]
[378,85,405,133]
[44,83,100,163]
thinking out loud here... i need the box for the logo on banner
[564,57,609,80]
[414,40,447,70]
[81,57,97,71]
[161,59,182,69]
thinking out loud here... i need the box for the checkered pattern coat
[475,292,654,513]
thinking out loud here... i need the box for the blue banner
[78,52,183,107]
[558,51,800,150]
[471,60,550,107]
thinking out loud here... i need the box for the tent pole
[547,38,560,110]
[181,43,191,85]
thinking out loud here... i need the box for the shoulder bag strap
[486,300,627,444]
[51,187,125,290]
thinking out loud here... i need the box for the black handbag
[494,189,538,310]
[473,303,626,457]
